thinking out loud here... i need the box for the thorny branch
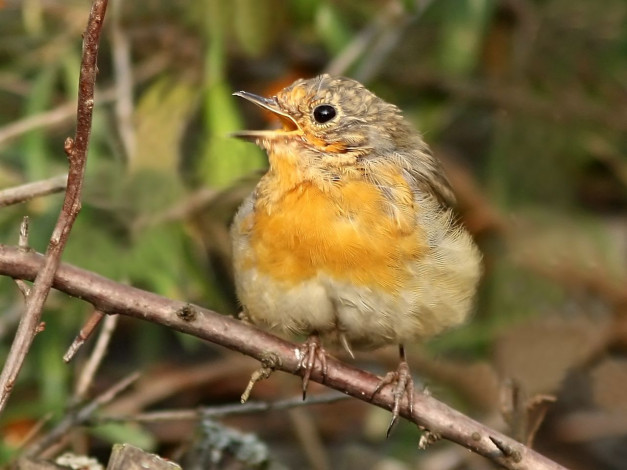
[0,0,109,413]
[0,245,567,470]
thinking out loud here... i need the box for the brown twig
[99,392,349,424]
[0,175,68,208]
[23,372,139,458]
[72,313,118,400]
[0,0,109,414]
[63,309,107,364]
[0,101,81,149]
[0,245,567,470]
[107,356,254,415]
[0,55,168,149]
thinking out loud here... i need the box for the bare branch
[0,102,79,149]
[100,393,349,424]
[0,245,568,470]
[0,56,172,150]
[0,0,109,414]
[0,52,168,150]
[72,313,118,400]
[63,309,106,364]
[0,175,67,208]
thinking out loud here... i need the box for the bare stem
[99,393,349,424]
[0,0,109,414]
[63,309,107,364]
[0,174,68,208]
[73,313,119,400]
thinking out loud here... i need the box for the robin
[231,74,481,430]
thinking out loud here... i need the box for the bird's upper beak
[231,91,301,141]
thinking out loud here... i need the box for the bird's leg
[372,344,415,437]
[297,333,328,400]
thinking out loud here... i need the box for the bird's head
[233,74,454,205]
[233,74,418,166]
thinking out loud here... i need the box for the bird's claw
[297,335,328,400]
[372,360,415,437]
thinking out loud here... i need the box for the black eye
[313,105,336,124]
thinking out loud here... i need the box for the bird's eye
[313,105,336,124]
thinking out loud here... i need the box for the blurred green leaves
[437,0,496,76]
[201,0,266,187]
[315,2,353,55]
[233,0,282,57]
[131,78,197,175]
[22,66,56,181]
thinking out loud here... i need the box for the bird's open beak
[231,91,301,140]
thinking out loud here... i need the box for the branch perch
[0,244,567,470]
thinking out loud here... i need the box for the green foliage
[436,0,496,76]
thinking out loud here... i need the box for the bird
[230,74,482,431]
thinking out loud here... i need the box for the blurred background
[0,0,626,468]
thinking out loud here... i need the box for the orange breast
[245,175,426,293]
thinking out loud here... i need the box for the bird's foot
[372,359,415,437]
[297,334,328,400]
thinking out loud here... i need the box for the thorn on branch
[490,436,523,463]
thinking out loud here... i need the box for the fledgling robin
[231,74,481,430]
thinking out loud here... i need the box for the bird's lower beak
[231,91,300,141]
